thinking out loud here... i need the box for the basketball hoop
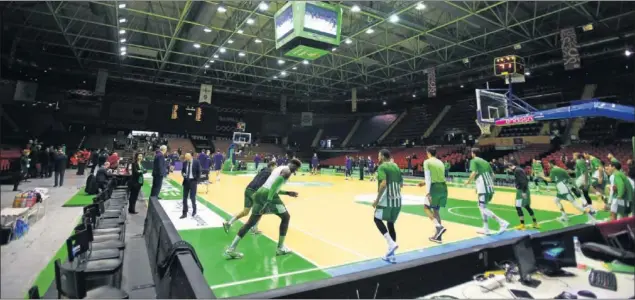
[476,119,492,136]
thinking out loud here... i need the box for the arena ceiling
[3,1,635,102]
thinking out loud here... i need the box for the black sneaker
[429,236,442,243]
[435,227,447,240]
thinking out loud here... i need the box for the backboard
[232,132,251,146]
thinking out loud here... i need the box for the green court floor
[61,189,93,207]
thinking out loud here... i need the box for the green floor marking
[161,179,330,298]
[360,198,609,232]
[61,189,93,207]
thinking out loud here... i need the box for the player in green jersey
[417,147,448,243]
[573,152,594,209]
[606,161,634,220]
[224,159,302,259]
[583,152,608,206]
[607,153,619,164]
[541,160,596,223]
[508,158,539,230]
[531,158,549,192]
[465,148,509,235]
[373,149,403,263]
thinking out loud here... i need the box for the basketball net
[475,119,492,136]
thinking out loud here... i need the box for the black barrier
[245,224,605,299]
[143,196,214,299]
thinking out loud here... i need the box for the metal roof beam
[153,0,193,80]
[45,1,84,69]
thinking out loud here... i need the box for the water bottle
[573,236,581,253]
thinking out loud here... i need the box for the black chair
[67,227,121,262]
[54,260,128,299]
[85,221,126,251]
[27,286,40,299]
[65,229,124,290]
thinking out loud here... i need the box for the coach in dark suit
[151,145,168,198]
[180,153,201,219]
[53,148,68,187]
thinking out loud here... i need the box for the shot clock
[494,55,525,77]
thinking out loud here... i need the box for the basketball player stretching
[465,148,509,235]
[373,149,402,263]
[224,159,302,259]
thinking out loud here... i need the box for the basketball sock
[432,218,442,228]
[278,235,286,248]
[228,216,237,225]
[229,236,241,249]
[383,233,396,248]
[554,198,565,211]
[484,208,504,223]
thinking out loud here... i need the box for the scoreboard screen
[494,55,524,76]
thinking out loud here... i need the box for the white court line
[447,206,561,227]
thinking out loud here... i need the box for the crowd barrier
[143,196,214,299]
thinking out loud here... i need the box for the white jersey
[262,165,289,189]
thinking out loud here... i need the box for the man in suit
[53,147,67,187]
[180,153,201,219]
[151,145,168,198]
[96,161,112,192]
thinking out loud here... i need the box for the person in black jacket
[151,145,168,198]
[39,148,49,178]
[90,150,99,174]
[47,147,55,177]
[95,161,112,192]
[128,153,145,214]
[180,152,201,218]
[509,159,538,229]
[53,148,68,187]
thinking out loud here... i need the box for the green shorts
[251,189,286,215]
[374,206,401,223]
[515,189,531,207]
[244,188,256,208]
[555,182,576,201]
[478,193,494,204]
[426,182,448,209]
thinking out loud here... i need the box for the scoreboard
[494,55,525,76]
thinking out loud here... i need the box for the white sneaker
[498,221,509,233]
[385,244,399,258]
[477,228,491,235]
[558,215,568,223]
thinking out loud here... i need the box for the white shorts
[610,198,625,214]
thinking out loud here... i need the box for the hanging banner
[199,84,213,104]
[13,81,38,102]
[560,27,581,70]
[95,69,108,95]
[280,95,287,114]
[427,67,436,98]
[351,87,357,112]
[301,112,313,127]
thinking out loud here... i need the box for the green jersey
[424,157,446,183]
[469,157,495,194]
[589,156,602,172]
[549,166,571,184]
[612,171,634,201]
[532,161,544,175]
[575,159,588,177]
[377,162,403,208]
[443,161,450,170]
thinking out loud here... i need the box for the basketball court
[148,172,610,298]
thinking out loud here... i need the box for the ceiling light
[412,94,416,98]
[345,38,352,44]
[626,49,633,57]
[524,71,531,76]
[389,15,399,23]
[281,71,287,76]
[119,29,125,34]
[120,38,126,43]
[120,51,127,56]
[255,38,262,43]
[213,54,219,58]
[238,52,246,57]
[228,39,234,44]
[237,29,244,34]
[204,64,210,68]
[120,46,127,51]
[193,43,201,48]
[366,28,374,34]
[119,18,126,23]
[351,5,361,12]
[302,60,309,65]
[204,28,212,33]
[246,18,255,25]
[118,3,126,9]
[460,84,464,88]
[258,2,269,11]
[292,67,297,70]
[217,6,226,13]
[332,47,337,51]
[219,47,226,53]
[278,59,285,65]
[415,2,426,10]
[209,60,215,63]
[273,75,278,79]
[382,101,387,105]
